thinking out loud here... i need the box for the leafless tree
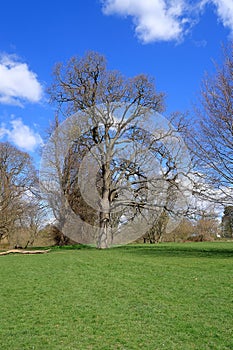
[0,142,38,247]
[43,51,192,248]
[186,43,233,206]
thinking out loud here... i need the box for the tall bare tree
[43,51,191,248]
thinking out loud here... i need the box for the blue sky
[0,0,232,158]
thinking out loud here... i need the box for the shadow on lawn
[117,243,233,259]
[35,242,233,259]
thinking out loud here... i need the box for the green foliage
[0,242,232,349]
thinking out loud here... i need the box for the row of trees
[1,44,233,248]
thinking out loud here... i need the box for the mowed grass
[0,242,232,350]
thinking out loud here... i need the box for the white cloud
[0,118,43,152]
[102,0,191,42]
[101,0,233,43]
[0,54,43,106]
[211,0,233,32]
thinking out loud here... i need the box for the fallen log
[0,249,51,256]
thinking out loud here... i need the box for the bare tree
[187,43,233,206]
[42,51,191,248]
[0,142,38,247]
[167,218,195,242]
[16,198,48,248]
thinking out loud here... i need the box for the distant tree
[222,206,233,238]
[167,218,195,242]
[0,142,38,247]
[194,217,220,241]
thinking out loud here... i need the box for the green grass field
[0,242,232,349]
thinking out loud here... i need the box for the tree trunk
[97,196,110,249]
[97,158,111,249]
[98,217,109,249]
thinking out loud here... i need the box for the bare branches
[48,51,165,116]
[0,142,39,246]
[185,43,233,205]
[43,51,192,248]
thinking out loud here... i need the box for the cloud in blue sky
[101,0,233,43]
[0,54,43,107]
[212,0,233,30]
[0,118,43,152]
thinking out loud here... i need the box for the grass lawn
[0,242,232,349]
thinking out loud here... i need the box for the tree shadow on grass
[115,243,233,259]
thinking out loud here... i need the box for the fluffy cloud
[212,0,233,31]
[101,0,233,43]
[102,0,191,42]
[0,54,43,106]
[0,118,43,152]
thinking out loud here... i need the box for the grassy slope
[0,242,232,350]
